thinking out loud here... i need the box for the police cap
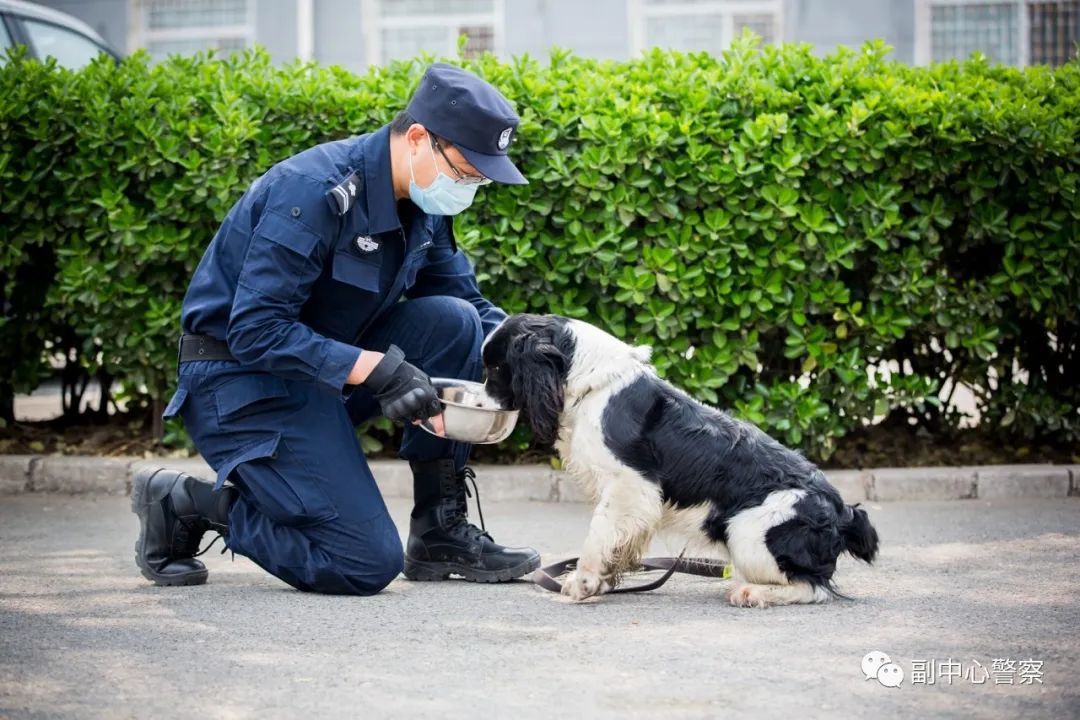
[406,63,527,185]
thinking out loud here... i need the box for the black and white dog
[482,313,879,606]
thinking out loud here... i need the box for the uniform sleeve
[226,173,362,390]
[406,216,508,338]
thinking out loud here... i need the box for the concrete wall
[34,0,128,53]
[312,0,367,72]
[784,0,915,62]
[255,0,297,63]
[505,0,631,60]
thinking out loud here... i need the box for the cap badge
[354,235,379,253]
[497,127,513,150]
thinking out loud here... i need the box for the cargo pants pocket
[214,373,291,425]
[215,432,339,528]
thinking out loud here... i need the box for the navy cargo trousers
[165,295,484,595]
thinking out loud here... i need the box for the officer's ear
[405,123,429,151]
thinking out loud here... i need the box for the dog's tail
[840,503,879,564]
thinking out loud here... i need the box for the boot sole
[402,554,541,583]
[131,469,208,587]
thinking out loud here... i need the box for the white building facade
[35,0,1080,69]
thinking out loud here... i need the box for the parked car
[0,0,120,69]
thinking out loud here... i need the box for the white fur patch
[562,320,652,407]
[725,488,806,585]
[657,502,730,560]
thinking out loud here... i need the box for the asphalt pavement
[1,495,1078,719]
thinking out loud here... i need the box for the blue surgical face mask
[408,139,479,216]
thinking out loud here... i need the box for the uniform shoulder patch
[325,171,362,216]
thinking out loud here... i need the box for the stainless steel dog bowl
[418,378,519,444]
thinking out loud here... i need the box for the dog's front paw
[561,568,609,602]
[728,583,770,609]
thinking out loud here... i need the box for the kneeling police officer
[131,64,540,595]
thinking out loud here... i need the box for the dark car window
[22,16,108,69]
[0,16,13,64]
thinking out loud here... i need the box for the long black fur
[483,314,574,446]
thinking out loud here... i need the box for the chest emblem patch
[354,235,379,253]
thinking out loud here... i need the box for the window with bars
[132,0,254,61]
[363,0,502,66]
[629,0,782,55]
[1029,0,1079,64]
[931,3,1019,64]
[919,1,1078,66]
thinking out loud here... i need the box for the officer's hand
[361,345,442,425]
[414,414,446,437]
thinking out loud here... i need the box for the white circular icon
[861,651,891,680]
[877,663,904,688]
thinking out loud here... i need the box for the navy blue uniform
[165,125,506,594]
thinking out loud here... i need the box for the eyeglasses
[431,135,492,186]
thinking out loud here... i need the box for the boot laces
[462,467,487,533]
[174,512,230,560]
[449,466,490,541]
[192,533,231,558]
[166,483,234,561]
[170,500,206,558]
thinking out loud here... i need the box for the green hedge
[2,38,1078,458]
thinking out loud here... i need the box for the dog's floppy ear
[507,331,566,446]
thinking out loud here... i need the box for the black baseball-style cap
[406,63,527,185]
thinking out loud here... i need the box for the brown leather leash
[532,547,730,594]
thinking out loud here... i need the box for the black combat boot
[403,459,541,582]
[131,467,235,587]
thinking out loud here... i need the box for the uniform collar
[360,125,405,235]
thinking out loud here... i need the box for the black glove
[362,345,442,424]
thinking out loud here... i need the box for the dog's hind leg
[563,472,662,602]
[723,488,824,608]
[727,579,830,608]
